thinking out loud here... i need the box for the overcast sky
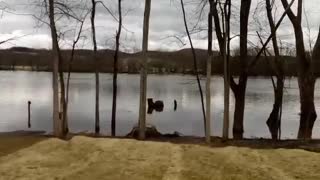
[0,0,319,53]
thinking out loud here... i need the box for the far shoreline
[0,69,306,79]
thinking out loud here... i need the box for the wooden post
[28,101,31,128]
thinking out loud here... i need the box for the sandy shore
[1,134,320,180]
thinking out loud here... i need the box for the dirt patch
[0,132,46,157]
[0,136,320,180]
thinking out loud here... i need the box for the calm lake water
[1,71,320,139]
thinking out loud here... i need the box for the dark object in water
[147,98,164,114]
[174,99,177,111]
[126,124,182,138]
[28,101,31,128]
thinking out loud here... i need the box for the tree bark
[231,0,251,140]
[266,0,284,140]
[232,80,246,139]
[267,76,284,140]
[206,0,214,143]
[222,0,231,139]
[212,0,251,140]
[48,0,63,138]
[111,0,122,137]
[139,0,151,140]
[58,47,67,135]
[91,0,100,134]
[281,0,317,139]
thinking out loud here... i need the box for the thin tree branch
[248,0,295,70]
[180,0,206,132]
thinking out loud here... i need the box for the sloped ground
[0,136,320,180]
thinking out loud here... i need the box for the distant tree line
[0,47,316,77]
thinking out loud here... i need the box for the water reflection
[0,71,320,139]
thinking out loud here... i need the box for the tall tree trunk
[48,0,63,138]
[213,0,252,140]
[49,0,69,138]
[265,0,284,140]
[230,0,251,140]
[297,71,316,139]
[211,0,232,139]
[111,0,122,137]
[295,26,317,139]
[206,0,214,143]
[232,80,246,139]
[222,0,231,139]
[139,0,151,140]
[281,0,317,139]
[58,50,67,135]
[91,0,100,134]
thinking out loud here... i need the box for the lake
[1,71,320,139]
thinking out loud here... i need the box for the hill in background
[0,47,308,76]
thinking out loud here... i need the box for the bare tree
[209,0,229,139]
[91,0,100,134]
[180,0,206,137]
[48,0,63,137]
[46,0,89,137]
[206,0,214,143]
[243,0,296,139]
[281,0,317,139]
[111,0,122,136]
[223,0,231,139]
[65,10,88,136]
[265,0,284,140]
[209,0,294,139]
[210,0,251,139]
[139,0,151,140]
[229,0,251,139]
